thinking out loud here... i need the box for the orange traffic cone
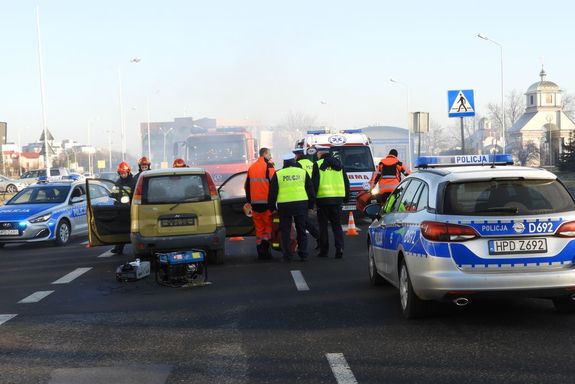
[346,211,359,236]
[230,236,245,241]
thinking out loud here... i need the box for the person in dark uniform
[292,148,320,242]
[268,153,315,262]
[312,145,350,259]
[111,161,134,255]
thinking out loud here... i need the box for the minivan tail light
[132,177,144,205]
[555,221,575,237]
[421,221,479,242]
[206,173,218,199]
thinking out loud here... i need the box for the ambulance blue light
[415,154,514,168]
[306,129,327,135]
[341,129,362,133]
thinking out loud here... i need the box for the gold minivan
[86,169,253,264]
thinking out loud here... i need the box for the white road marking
[18,290,55,303]
[97,250,114,258]
[81,240,89,245]
[290,270,310,291]
[326,353,358,384]
[0,314,17,325]
[51,267,92,284]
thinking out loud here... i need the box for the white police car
[365,154,575,318]
[0,177,110,247]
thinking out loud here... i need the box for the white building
[509,68,575,165]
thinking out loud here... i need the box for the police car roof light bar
[415,154,514,168]
[340,129,362,134]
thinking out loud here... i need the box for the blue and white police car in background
[365,154,575,318]
[0,177,110,247]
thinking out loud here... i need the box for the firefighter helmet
[117,161,131,173]
[173,158,187,168]
[138,156,151,166]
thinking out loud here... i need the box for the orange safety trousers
[252,210,272,245]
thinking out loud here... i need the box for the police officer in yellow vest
[268,152,315,262]
[312,145,350,259]
[293,147,320,242]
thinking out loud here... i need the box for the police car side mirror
[364,203,381,220]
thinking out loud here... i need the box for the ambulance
[295,129,376,213]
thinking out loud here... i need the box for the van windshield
[144,174,209,204]
[443,179,575,216]
[330,146,375,172]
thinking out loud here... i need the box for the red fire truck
[178,127,258,185]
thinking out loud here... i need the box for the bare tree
[562,92,575,121]
[283,110,317,134]
[487,89,525,133]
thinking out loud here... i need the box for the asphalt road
[1,222,575,384]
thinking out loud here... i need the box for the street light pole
[478,33,505,151]
[390,78,411,168]
[107,129,113,172]
[117,57,141,162]
[36,6,50,176]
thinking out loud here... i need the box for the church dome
[527,68,560,93]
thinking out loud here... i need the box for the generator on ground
[155,250,209,287]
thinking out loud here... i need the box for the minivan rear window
[145,175,208,203]
[443,179,575,216]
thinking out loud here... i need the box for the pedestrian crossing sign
[448,89,475,117]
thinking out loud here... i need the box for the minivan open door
[86,178,131,246]
[218,172,255,237]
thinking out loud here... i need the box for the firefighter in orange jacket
[244,147,275,260]
[372,149,410,203]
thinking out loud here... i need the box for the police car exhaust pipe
[453,297,470,306]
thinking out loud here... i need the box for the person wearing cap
[245,147,275,260]
[372,149,410,203]
[293,147,320,242]
[268,152,315,262]
[312,145,350,259]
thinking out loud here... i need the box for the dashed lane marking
[18,290,55,303]
[51,267,92,284]
[326,353,358,384]
[0,314,17,325]
[81,240,89,245]
[290,270,310,291]
[97,250,114,258]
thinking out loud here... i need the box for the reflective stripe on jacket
[276,167,308,203]
[316,158,346,198]
[247,157,274,204]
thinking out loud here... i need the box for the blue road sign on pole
[448,89,475,117]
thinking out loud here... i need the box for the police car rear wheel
[368,243,385,286]
[552,296,575,314]
[399,258,429,319]
[55,220,71,246]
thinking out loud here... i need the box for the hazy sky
[1,0,574,155]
